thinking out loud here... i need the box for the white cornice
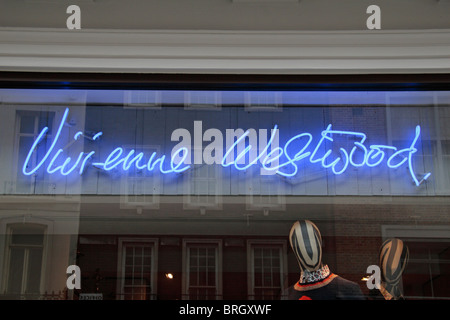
[0,27,449,74]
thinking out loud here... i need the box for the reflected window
[184,91,221,110]
[120,145,162,210]
[4,223,46,298]
[14,111,54,194]
[442,140,450,186]
[117,239,158,300]
[247,241,286,300]
[184,164,222,210]
[183,240,222,300]
[403,240,450,299]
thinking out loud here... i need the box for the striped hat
[289,220,323,272]
[379,238,409,285]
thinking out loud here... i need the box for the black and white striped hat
[289,220,323,272]
[379,238,409,285]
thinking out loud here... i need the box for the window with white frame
[124,90,162,110]
[14,110,55,194]
[403,239,450,299]
[3,223,46,297]
[184,163,222,210]
[438,107,450,189]
[246,174,285,212]
[120,145,161,210]
[247,240,287,300]
[387,96,450,193]
[184,91,221,110]
[117,238,158,300]
[244,91,282,111]
[381,225,450,300]
[183,239,222,300]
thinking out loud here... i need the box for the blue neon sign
[22,108,431,186]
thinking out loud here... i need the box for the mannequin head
[379,238,409,299]
[289,220,323,272]
[379,238,409,284]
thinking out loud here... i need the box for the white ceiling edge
[0,27,449,74]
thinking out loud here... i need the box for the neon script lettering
[22,109,190,177]
[22,108,430,186]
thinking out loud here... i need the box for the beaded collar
[299,265,331,284]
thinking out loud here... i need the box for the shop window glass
[0,87,448,302]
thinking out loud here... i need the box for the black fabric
[284,276,365,300]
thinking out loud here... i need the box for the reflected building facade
[0,89,449,300]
